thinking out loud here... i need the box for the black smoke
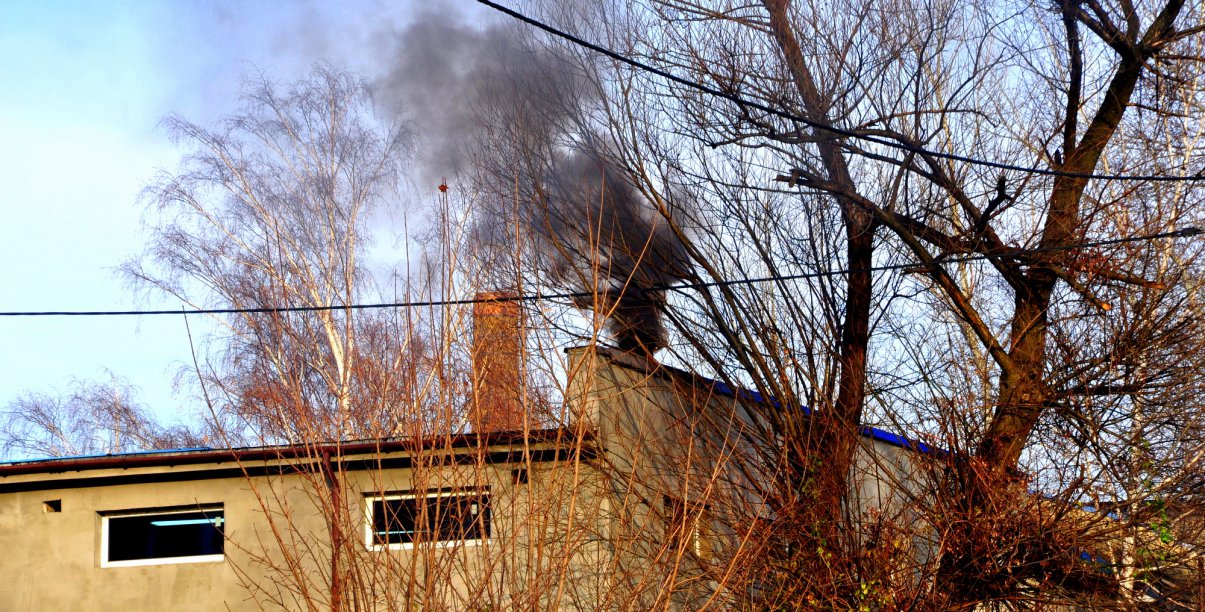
[377,5,691,354]
[376,6,586,183]
[539,150,690,353]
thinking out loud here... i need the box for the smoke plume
[378,5,691,354]
[540,150,691,353]
[376,6,585,183]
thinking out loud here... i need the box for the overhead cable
[477,0,1205,183]
[1,227,1199,318]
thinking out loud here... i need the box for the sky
[0,0,497,426]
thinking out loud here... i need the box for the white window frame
[365,489,490,551]
[100,505,225,568]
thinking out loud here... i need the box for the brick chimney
[470,291,525,434]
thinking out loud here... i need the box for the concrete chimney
[470,291,525,434]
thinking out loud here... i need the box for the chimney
[470,291,525,434]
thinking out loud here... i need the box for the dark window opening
[370,491,490,547]
[43,499,61,513]
[511,468,529,485]
[105,507,224,564]
[664,496,714,560]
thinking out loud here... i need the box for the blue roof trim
[698,370,944,456]
[858,426,942,455]
[709,381,785,410]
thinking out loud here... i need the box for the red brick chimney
[470,291,525,434]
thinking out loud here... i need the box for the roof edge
[0,427,587,477]
[575,345,946,456]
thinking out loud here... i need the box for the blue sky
[0,0,492,424]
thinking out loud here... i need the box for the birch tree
[127,65,420,443]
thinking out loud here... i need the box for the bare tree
[11,5,1186,609]
[440,0,1205,607]
[0,373,203,459]
[127,65,424,444]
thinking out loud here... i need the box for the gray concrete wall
[566,346,936,608]
[1,346,937,610]
[0,441,607,611]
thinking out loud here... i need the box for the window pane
[371,493,490,546]
[107,510,224,562]
[372,498,417,545]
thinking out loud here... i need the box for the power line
[681,226,1203,290]
[477,0,1205,184]
[2,227,1199,318]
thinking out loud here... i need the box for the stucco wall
[2,470,281,611]
[2,347,937,610]
[0,441,606,611]
[566,346,937,608]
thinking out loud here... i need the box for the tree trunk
[762,0,876,552]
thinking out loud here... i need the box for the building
[0,290,962,610]
[0,338,937,610]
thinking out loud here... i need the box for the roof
[589,346,945,456]
[0,428,585,484]
[0,345,942,486]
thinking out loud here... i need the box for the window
[365,489,490,550]
[664,496,714,561]
[100,505,224,567]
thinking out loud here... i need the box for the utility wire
[2,227,1199,318]
[671,227,1204,294]
[477,0,1205,183]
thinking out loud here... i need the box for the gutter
[0,427,591,478]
